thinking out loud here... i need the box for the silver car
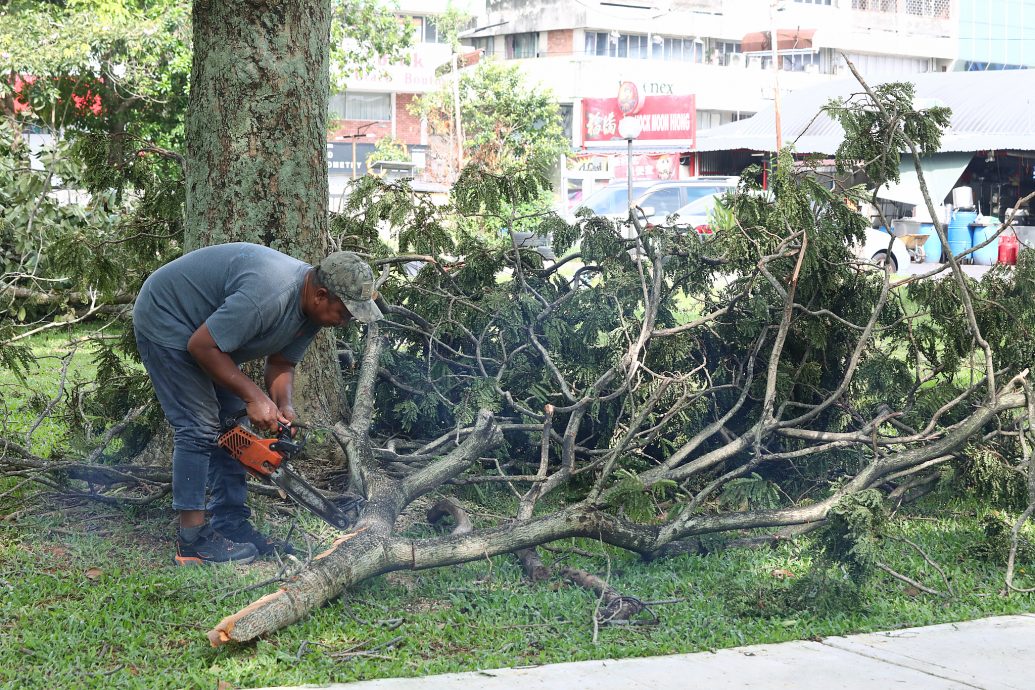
[572,177,740,224]
[669,191,912,271]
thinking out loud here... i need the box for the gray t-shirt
[133,243,321,364]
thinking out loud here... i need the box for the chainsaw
[216,411,363,530]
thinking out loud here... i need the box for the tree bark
[185,0,344,421]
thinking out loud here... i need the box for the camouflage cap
[317,251,383,324]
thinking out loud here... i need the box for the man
[133,242,382,565]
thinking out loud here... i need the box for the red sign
[613,153,680,181]
[583,94,696,143]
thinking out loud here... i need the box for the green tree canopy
[413,60,570,177]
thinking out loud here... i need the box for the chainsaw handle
[222,409,302,436]
[221,409,250,432]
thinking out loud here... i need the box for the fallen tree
[4,61,1035,646]
[198,74,1034,642]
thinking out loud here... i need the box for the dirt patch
[402,597,452,615]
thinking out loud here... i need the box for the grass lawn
[2,324,1033,690]
[2,497,1034,690]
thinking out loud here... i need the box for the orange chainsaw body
[216,425,285,477]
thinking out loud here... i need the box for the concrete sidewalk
[259,614,1035,690]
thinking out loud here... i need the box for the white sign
[345,43,452,94]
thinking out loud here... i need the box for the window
[643,187,683,217]
[794,0,832,5]
[584,31,649,59]
[851,0,898,12]
[656,37,703,62]
[404,15,447,44]
[467,36,496,56]
[329,92,391,121]
[558,103,574,141]
[507,32,538,58]
[711,40,741,65]
[760,51,824,72]
[904,0,951,17]
[583,182,657,215]
[965,61,1027,71]
[781,51,821,72]
[423,17,438,43]
[586,31,608,56]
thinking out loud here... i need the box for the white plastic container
[893,218,921,237]
[952,186,975,210]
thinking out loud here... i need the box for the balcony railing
[850,0,951,19]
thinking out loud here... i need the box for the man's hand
[247,396,289,433]
[266,353,297,433]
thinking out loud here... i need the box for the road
[900,261,995,280]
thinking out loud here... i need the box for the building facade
[457,0,1030,204]
[331,1,1034,207]
[328,0,483,205]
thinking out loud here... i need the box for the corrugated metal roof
[696,69,1035,154]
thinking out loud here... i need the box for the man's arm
[187,323,285,431]
[265,353,297,424]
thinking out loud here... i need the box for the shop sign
[327,142,377,176]
[566,154,610,173]
[583,94,696,143]
[613,153,680,181]
[344,43,451,94]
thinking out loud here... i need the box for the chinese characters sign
[583,94,696,143]
[612,153,681,181]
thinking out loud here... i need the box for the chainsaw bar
[269,464,359,530]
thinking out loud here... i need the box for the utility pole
[345,122,376,180]
[452,52,465,175]
[770,0,783,152]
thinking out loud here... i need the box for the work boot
[174,523,258,566]
[219,521,295,557]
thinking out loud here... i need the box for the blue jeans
[135,330,251,532]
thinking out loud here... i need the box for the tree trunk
[185,0,344,421]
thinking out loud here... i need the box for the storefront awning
[874,153,972,206]
[576,144,691,155]
[741,28,816,53]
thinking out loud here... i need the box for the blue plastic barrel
[971,223,999,265]
[947,210,977,260]
[920,223,942,263]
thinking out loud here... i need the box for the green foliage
[747,491,889,616]
[816,490,888,580]
[606,469,678,522]
[826,81,951,188]
[719,473,781,511]
[329,0,413,90]
[365,136,412,168]
[0,0,192,139]
[975,510,1035,565]
[951,445,1027,509]
[0,117,183,349]
[412,60,570,176]
[429,2,473,52]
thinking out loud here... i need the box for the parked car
[667,192,911,272]
[858,228,911,273]
[570,177,740,225]
[668,191,729,235]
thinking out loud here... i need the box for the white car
[669,193,911,272]
[669,191,727,235]
[858,228,911,273]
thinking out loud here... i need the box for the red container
[998,232,1019,265]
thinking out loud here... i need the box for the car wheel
[871,251,898,273]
